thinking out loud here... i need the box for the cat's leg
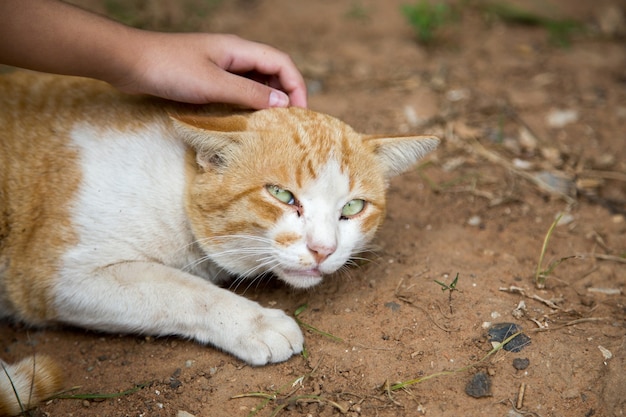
[53,262,303,366]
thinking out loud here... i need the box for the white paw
[230,306,304,366]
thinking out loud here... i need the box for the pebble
[467,215,482,227]
[546,109,578,128]
[465,372,491,398]
[512,357,530,370]
[488,323,531,352]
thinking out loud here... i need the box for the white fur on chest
[62,123,203,274]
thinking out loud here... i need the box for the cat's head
[172,107,438,289]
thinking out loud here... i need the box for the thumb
[220,73,289,109]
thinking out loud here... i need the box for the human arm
[0,0,307,108]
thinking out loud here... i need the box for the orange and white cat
[0,72,437,414]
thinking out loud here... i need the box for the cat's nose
[308,243,336,264]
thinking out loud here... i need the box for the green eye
[341,199,365,218]
[267,185,295,205]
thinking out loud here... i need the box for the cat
[0,71,438,414]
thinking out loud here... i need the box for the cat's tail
[0,355,63,416]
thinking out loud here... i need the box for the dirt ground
[2,0,625,416]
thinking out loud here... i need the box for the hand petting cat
[113,33,308,109]
[0,0,307,109]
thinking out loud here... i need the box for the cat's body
[0,72,437,414]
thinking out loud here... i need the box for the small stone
[512,357,530,370]
[82,400,90,408]
[177,411,196,417]
[384,301,401,312]
[488,323,531,352]
[556,212,574,226]
[467,215,482,227]
[546,109,578,128]
[465,372,491,398]
[512,158,533,170]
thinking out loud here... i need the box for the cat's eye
[266,184,295,205]
[341,199,365,218]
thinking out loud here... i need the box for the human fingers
[215,36,308,108]
[205,69,291,109]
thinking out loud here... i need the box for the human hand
[113,32,307,109]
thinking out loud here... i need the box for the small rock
[546,109,578,128]
[177,411,196,417]
[506,409,524,417]
[384,301,401,312]
[488,323,531,352]
[467,215,482,227]
[465,372,491,398]
[556,212,574,226]
[512,158,533,170]
[446,89,469,102]
[512,357,530,370]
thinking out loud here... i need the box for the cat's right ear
[170,115,250,171]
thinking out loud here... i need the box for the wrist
[94,25,150,93]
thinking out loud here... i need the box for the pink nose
[308,243,336,264]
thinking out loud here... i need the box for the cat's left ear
[363,135,439,178]
[170,115,251,170]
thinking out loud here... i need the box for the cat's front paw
[232,307,304,366]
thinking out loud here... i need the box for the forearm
[0,0,307,107]
[0,0,140,84]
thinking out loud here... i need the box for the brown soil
[2,1,625,416]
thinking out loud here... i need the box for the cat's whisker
[195,234,275,246]
[229,265,277,294]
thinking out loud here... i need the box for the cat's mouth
[278,268,323,289]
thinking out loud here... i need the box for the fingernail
[269,90,289,107]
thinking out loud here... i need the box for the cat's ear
[363,135,439,178]
[170,115,251,170]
